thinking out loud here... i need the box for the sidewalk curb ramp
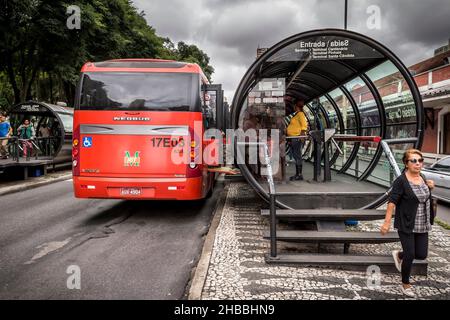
[0,173,72,196]
[188,183,229,300]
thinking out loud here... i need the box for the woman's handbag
[431,197,438,225]
[420,173,437,225]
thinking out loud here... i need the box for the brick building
[410,40,450,155]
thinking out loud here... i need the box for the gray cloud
[133,0,450,101]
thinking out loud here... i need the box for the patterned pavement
[201,182,450,300]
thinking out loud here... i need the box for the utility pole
[344,0,348,30]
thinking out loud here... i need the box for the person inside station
[38,122,52,156]
[286,99,308,181]
[39,123,51,138]
[0,112,12,159]
[17,118,36,158]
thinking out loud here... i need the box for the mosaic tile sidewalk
[201,183,450,300]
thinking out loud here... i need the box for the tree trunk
[49,73,53,103]
[25,65,39,101]
[6,52,21,104]
[63,80,75,108]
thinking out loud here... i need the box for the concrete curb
[188,183,229,300]
[0,173,72,196]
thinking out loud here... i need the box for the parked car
[422,156,450,203]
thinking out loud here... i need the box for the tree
[174,41,214,81]
[0,0,215,111]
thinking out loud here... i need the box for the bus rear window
[78,72,199,111]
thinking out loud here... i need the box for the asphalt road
[0,179,222,299]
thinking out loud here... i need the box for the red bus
[72,59,223,200]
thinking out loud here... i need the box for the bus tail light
[72,127,80,176]
[187,129,201,178]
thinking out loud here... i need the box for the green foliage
[175,41,214,81]
[0,0,214,110]
[160,39,214,81]
[435,218,450,230]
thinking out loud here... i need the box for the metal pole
[269,193,277,258]
[344,0,348,30]
[15,138,19,162]
[263,143,277,258]
[323,140,331,182]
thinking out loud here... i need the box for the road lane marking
[24,237,72,264]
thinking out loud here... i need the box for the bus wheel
[205,174,215,198]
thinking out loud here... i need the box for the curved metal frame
[332,61,387,181]
[357,73,387,181]
[325,94,345,166]
[9,101,72,157]
[337,85,362,173]
[231,28,424,209]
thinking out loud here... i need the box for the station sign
[267,36,384,62]
[18,103,48,113]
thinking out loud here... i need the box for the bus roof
[81,59,208,82]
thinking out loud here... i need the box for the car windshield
[433,157,450,172]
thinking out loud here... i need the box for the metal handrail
[237,140,278,258]
[380,138,418,178]
[362,137,419,209]
[0,136,46,161]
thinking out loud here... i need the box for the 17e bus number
[151,137,184,148]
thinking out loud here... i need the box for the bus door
[202,84,224,168]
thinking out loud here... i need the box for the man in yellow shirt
[286,100,308,181]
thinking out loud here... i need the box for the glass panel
[329,88,356,130]
[327,88,360,174]
[365,61,417,126]
[319,96,340,131]
[203,90,217,129]
[343,75,388,180]
[385,124,417,140]
[358,60,419,184]
[239,78,286,182]
[303,104,317,130]
[367,143,414,187]
[344,77,380,127]
[58,113,73,133]
[366,152,394,187]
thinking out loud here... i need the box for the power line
[344,0,348,30]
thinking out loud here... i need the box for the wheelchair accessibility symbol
[83,137,93,148]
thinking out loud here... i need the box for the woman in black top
[381,149,435,297]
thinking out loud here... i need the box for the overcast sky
[133,0,450,102]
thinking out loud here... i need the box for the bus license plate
[121,187,142,196]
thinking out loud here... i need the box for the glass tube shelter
[231,29,424,209]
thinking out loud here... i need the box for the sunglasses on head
[407,158,424,164]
